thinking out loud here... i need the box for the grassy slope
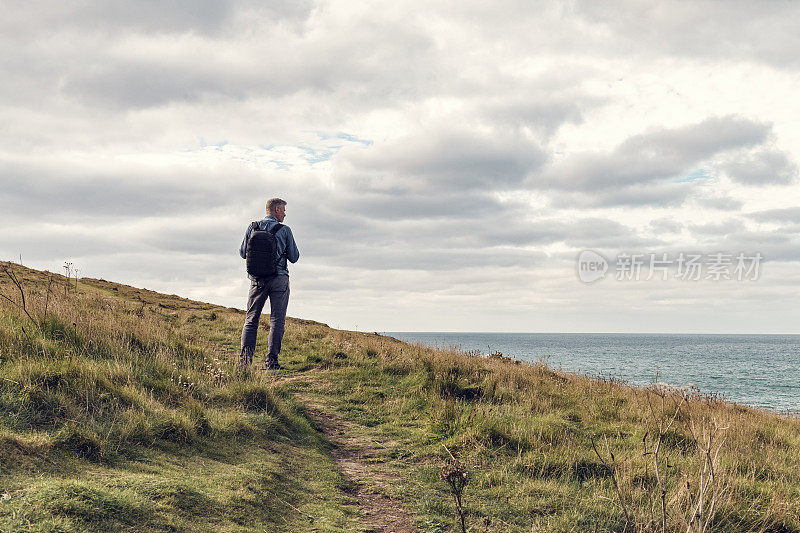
[0,265,355,532]
[1,262,800,532]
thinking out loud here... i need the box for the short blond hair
[266,198,287,215]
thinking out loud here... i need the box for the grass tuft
[52,424,103,461]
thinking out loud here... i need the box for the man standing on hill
[239,198,300,370]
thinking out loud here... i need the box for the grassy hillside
[1,262,799,532]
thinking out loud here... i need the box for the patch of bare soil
[303,400,417,533]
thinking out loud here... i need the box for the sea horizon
[386,332,800,414]
[386,331,800,336]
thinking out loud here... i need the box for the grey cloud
[720,149,798,186]
[0,216,245,263]
[435,2,800,72]
[647,227,800,264]
[561,221,662,250]
[90,252,243,288]
[61,38,366,109]
[601,183,693,208]
[484,99,585,138]
[1,170,231,218]
[68,0,235,35]
[62,62,258,109]
[312,245,547,272]
[404,216,644,249]
[549,182,692,208]
[329,191,511,222]
[619,116,769,163]
[478,75,609,138]
[713,231,800,262]
[695,196,744,211]
[145,220,246,255]
[1,1,313,39]
[776,223,800,235]
[341,129,547,193]
[5,1,435,111]
[747,207,800,223]
[297,182,657,253]
[479,215,658,249]
[649,218,684,234]
[291,210,376,244]
[725,230,793,246]
[473,219,579,247]
[481,217,656,249]
[540,116,769,191]
[533,116,771,207]
[298,209,657,271]
[574,0,800,68]
[0,224,142,261]
[688,219,747,237]
[0,158,315,219]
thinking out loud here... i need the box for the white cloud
[1,0,799,333]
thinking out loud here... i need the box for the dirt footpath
[303,400,416,533]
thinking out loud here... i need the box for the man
[239,198,300,370]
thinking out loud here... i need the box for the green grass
[276,330,800,531]
[0,264,360,532]
[2,262,800,532]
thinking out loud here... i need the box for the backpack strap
[250,221,260,231]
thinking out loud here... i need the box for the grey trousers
[240,275,290,367]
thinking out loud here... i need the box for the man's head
[266,198,287,222]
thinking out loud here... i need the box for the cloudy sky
[2,1,799,333]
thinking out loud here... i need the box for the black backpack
[245,221,284,279]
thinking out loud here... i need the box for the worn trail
[292,378,416,533]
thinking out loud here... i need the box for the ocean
[385,333,800,414]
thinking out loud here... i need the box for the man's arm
[239,226,252,259]
[281,227,300,263]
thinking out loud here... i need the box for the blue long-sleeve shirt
[239,215,300,280]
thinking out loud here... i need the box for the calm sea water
[385,333,800,413]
